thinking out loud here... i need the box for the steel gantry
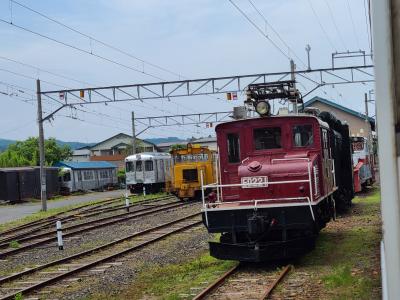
[39,64,374,121]
[134,111,233,136]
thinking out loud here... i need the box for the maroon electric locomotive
[201,81,354,262]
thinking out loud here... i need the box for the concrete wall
[310,101,372,138]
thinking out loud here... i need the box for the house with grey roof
[304,96,375,138]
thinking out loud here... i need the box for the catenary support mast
[36,79,47,212]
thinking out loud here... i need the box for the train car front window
[63,172,71,182]
[293,125,314,147]
[145,160,154,171]
[227,133,240,163]
[254,127,281,150]
[126,162,134,172]
[136,161,143,171]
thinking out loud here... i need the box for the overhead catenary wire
[0,18,164,82]
[345,0,361,50]
[363,0,372,54]
[323,0,347,50]
[227,0,292,61]
[3,1,227,111]
[10,0,183,80]
[246,0,307,68]
[239,0,343,101]
[306,0,337,52]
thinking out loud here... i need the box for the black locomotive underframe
[202,199,333,262]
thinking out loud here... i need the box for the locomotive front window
[145,160,154,171]
[136,161,143,171]
[293,125,314,147]
[254,127,281,150]
[227,133,240,163]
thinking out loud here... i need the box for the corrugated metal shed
[54,161,117,169]
[0,167,60,202]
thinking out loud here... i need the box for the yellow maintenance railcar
[169,144,216,199]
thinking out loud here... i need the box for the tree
[0,137,72,167]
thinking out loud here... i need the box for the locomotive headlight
[255,101,270,116]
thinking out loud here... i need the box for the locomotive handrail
[201,161,317,225]
[271,157,310,164]
[202,179,310,189]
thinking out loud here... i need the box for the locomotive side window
[293,125,313,147]
[145,160,154,171]
[136,161,143,171]
[227,133,240,163]
[254,127,281,150]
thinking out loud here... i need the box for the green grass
[8,240,21,248]
[299,188,381,299]
[0,192,167,233]
[90,253,236,300]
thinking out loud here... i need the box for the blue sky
[0,0,374,142]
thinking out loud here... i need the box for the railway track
[0,198,188,258]
[193,264,292,300]
[0,194,175,245]
[0,213,202,300]
[0,195,126,238]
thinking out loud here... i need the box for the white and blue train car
[125,152,172,194]
[54,161,118,193]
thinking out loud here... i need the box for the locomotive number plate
[241,176,268,188]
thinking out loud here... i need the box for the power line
[1,3,229,111]
[227,0,291,60]
[0,18,164,81]
[363,0,372,54]
[323,0,347,50]
[0,55,97,87]
[345,0,361,50]
[0,66,67,88]
[0,119,36,136]
[246,0,307,68]
[306,0,337,52]
[10,0,183,80]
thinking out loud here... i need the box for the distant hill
[0,136,186,152]
[144,137,186,145]
[0,138,94,152]
[0,139,15,152]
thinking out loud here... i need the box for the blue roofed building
[53,161,118,193]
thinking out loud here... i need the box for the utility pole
[36,79,47,212]
[131,111,136,155]
[290,59,298,113]
[364,93,372,151]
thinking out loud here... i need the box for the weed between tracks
[121,252,236,300]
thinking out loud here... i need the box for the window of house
[227,133,240,163]
[77,171,82,181]
[145,160,154,171]
[99,170,109,179]
[293,125,314,147]
[83,170,94,180]
[254,127,281,150]
[136,161,143,171]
